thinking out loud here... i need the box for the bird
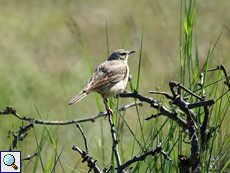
[67,49,136,116]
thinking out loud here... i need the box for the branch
[170,94,197,128]
[103,165,113,173]
[169,81,204,101]
[199,72,218,150]
[9,121,34,151]
[76,123,88,154]
[72,145,100,173]
[145,113,162,120]
[120,90,188,129]
[116,143,173,172]
[1,106,106,125]
[200,72,210,149]
[72,123,101,173]
[118,101,143,111]
[21,152,39,161]
[178,112,200,173]
[107,111,121,168]
[188,113,200,172]
[1,102,141,126]
[149,91,173,100]
[185,99,215,109]
[207,64,230,90]
[198,73,206,99]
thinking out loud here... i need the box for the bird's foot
[102,97,114,117]
[107,107,114,117]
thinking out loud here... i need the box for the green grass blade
[45,149,55,172]
[82,38,101,112]
[179,0,183,83]
[33,126,45,172]
[51,143,67,173]
[29,97,56,150]
[105,17,110,58]
[220,159,230,173]
[135,24,144,91]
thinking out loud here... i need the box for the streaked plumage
[67,49,136,115]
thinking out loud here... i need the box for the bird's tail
[67,91,88,105]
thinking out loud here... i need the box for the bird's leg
[102,97,114,117]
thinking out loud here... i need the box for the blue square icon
[0,151,21,173]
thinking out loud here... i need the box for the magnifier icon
[3,154,18,170]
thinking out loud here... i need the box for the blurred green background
[0,0,230,172]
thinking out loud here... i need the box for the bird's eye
[120,52,126,56]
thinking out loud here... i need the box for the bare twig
[116,143,173,172]
[103,165,113,173]
[72,122,102,172]
[219,64,230,90]
[1,102,140,126]
[120,90,188,129]
[145,113,162,120]
[206,67,219,72]
[9,121,34,151]
[169,81,203,101]
[107,111,121,169]
[72,145,100,173]
[76,123,89,154]
[149,91,173,100]
[198,72,219,150]
[200,72,209,151]
[118,101,143,111]
[1,106,106,125]
[186,99,215,109]
[21,152,39,161]
[198,73,206,99]
[207,64,230,89]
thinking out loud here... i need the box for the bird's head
[108,49,136,62]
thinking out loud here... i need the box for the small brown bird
[67,49,136,116]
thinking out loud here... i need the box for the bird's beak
[129,50,137,55]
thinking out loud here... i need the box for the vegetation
[0,0,229,172]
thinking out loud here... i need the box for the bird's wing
[83,61,128,93]
[107,63,128,82]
